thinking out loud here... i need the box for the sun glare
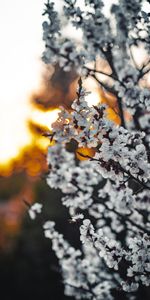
[0,0,44,166]
[86,91,100,107]
[30,108,60,131]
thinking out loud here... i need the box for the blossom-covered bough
[30,1,150,299]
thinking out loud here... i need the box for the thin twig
[138,58,150,80]
[84,66,116,80]
[93,195,150,234]
[77,152,150,191]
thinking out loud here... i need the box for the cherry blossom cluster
[28,1,150,299]
[51,82,150,184]
[36,83,150,299]
[47,143,102,215]
[43,220,119,300]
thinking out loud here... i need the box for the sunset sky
[0,0,45,164]
[0,0,149,165]
[0,0,99,165]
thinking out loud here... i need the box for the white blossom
[39,1,150,298]
[28,203,43,220]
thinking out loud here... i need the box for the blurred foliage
[0,173,79,299]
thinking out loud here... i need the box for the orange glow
[106,107,121,125]
[76,147,96,161]
[0,177,35,252]
[0,106,60,174]
[99,89,121,125]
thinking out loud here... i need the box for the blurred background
[0,1,104,299]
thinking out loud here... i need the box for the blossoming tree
[30,1,150,299]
